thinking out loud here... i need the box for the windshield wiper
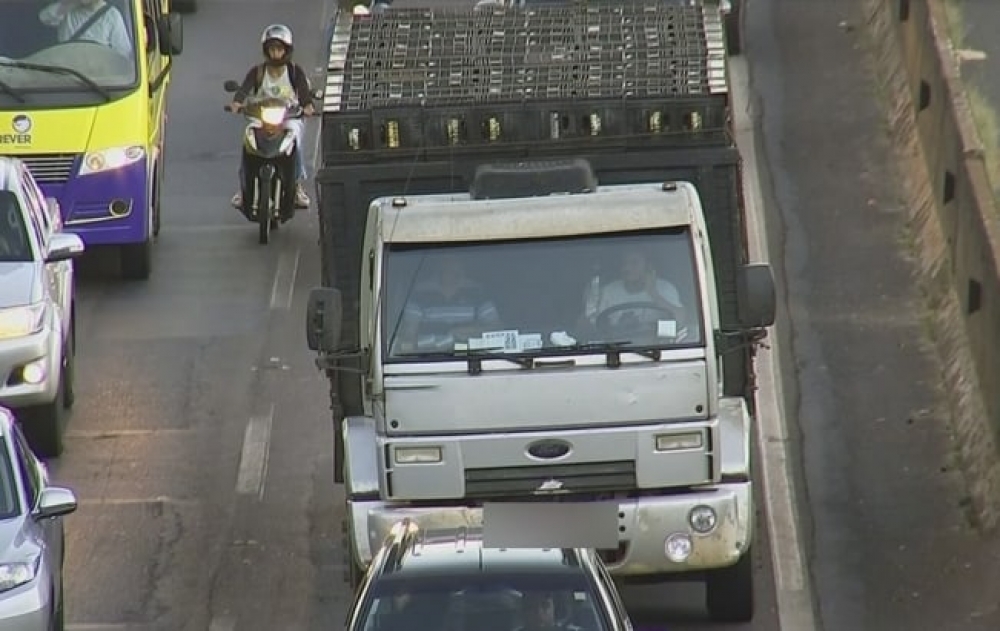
[0,77,26,103]
[0,61,110,101]
[455,346,535,375]
[566,340,662,366]
[394,347,534,374]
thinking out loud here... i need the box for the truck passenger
[393,254,502,353]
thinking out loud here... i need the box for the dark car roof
[379,528,591,580]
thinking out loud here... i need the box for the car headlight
[260,106,286,126]
[0,558,39,593]
[79,145,145,176]
[394,446,442,464]
[0,303,46,340]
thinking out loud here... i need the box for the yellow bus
[0,0,184,279]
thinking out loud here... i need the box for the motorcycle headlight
[260,106,285,126]
[0,303,46,340]
[0,558,39,593]
[79,145,145,176]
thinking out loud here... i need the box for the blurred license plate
[482,502,619,549]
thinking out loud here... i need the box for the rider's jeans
[285,118,307,182]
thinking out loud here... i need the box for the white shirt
[259,66,297,103]
[594,278,683,324]
[39,0,132,58]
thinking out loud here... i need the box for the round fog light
[688,505,717,534]
[21,360,46,385]
[664,532,693,563]
[109,199,131,217]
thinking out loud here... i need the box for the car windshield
[0,191,33,263]
[0,437,19,519]
[0,0,139,95]
[359,573,611,631]
[382,228,704,361]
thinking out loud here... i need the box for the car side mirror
[736,263,776,328]
[223,79,240,93]
[35,487,78,520]
[306,287,343,352]
[46,232,85,263]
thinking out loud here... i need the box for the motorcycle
[223,79,303,245]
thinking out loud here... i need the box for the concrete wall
[863,0,1000,529]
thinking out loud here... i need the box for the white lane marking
[65,428,198,439]
[729,55,817,630]
[66,624,155,630]
[235,405,275,499]
[77,496,199,506]
[209,615,237,631]
[956,48,987,62]
[269,248,301,310]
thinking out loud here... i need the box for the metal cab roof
[373,181,701,243]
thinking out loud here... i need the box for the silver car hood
[0,263,40,309]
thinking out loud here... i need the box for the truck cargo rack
[321,1,730,161]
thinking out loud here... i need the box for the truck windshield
[0,0,139,98]
[359,573,611,631]
[383,228,704,361]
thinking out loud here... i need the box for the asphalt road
[751,0,1000,629]
[39,0,1000,630]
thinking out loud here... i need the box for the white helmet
[261,24,294,63]
[352,4,371,15]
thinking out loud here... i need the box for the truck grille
[17,154,78,184]
[465,460,636,498]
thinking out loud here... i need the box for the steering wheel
[594,301,679,337]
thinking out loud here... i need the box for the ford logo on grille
[527,439,571,460]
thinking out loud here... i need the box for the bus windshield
[0,0,139,96]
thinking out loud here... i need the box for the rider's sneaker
[295,182,310,208]
[231,192,243,209]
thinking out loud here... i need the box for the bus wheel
[121,241,152,280]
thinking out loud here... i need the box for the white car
[0,157,84,458]
[0,406,77,631]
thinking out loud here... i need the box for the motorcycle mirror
[223,79,240,93]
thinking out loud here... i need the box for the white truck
[306,1,773,622]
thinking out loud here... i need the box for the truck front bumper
[347,481,752,578]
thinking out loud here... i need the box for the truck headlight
[79,145,145,176]
[655,432,703,451]
[394,446,442,464]
[0,558,39,593]
[0,303,45,340]
[688,505,717,534]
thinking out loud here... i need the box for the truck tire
[705,548,754,622]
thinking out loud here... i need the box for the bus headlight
[79,145,145,176]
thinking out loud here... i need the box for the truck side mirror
[736,263,776,328]
[306,287,343,352]
[157,13,183,56]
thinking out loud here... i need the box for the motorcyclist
[226,24,315,210]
